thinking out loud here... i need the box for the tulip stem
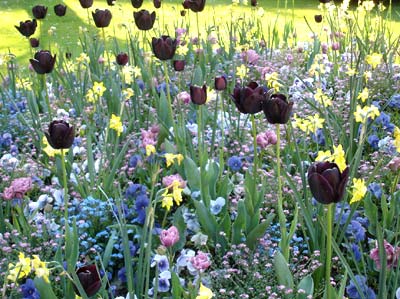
[42,74,53,121]
[276,125,289,261]
[60,149,69,225]
[251,114,258,178]
[325,203,333,299]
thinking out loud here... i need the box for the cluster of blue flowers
[125,183,150,225]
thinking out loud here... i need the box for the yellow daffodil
[316,144,347,172]
[314,88,332,107]
[32,255,50,283]
[394,127,400,153]
[292,114,324,135]
[146,144,156,157]
[93,81,106,97]
[164,153,184,167]
[236,64,247,80]
[346,68,357,76]
[196,283,214,299]
[350,178,367,204]
[161,189,174,211]
[353,105,380,124]
[357,87,369,103]
[109,114,123,136]
[366,53,382,69]
[42,136,67,157]
[7,253,32,281]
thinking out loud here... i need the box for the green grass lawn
[1,0,400,67]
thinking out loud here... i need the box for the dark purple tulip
[180,10,186,16]
[107,0,116,5]
[190,85,207,105]
[153,0,161,8]
[319,0,330,3]
[307,162,349,204]
[45,120,75,149]
[214,76,227,91]
[65,52,72,59]
[30,50,56,74]
[263,93,293,124]
[133,10,156,31]
[314,14,322,23]
[173,60,185,71]
[32,5,47,19]
[15,19,37,37]
[131,0,144,8]
[92,9,112,28]
[151,35,177,61]
[182,0,206,12]
[54,4,67,16]
[75,265,101,297]
[116,52,129,66]
[79,0,93,8]
[231,82,266,114]
[29,38,40,48]
[251,0,257,6]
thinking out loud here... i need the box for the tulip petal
[308,172,335,204]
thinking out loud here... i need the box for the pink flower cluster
[141,125,159,148]
[256,130,277,149]
[191,251,211,271]
[160,226,180,247]
[370,240,400,269]
[3,177,32,200]
[162,174,186,189]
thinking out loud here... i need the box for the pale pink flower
[162,174,186,189]
[388,157,400,172]
[177,91,191,105]
[191,251,211,271]
[3,177,32,200]
[256,130,277,149]
[241,49,259,64]
[160,226,180,247]
[370,240,400,269]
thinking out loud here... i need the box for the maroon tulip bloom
[319,0,330,3]
[29,38,40,48]
[190,85,207,105]
[314,14,323,23]
[15,19,37,38]
[45,120,75,149]
[32,5,47,19]
[92,9,112,28]
[79,0,93,8]
[76,265,101,297]
[131,0,144,8]
[173,60,185,71]
[308,162,349,205]
[54,4,67,16]
[116,52,129,66]
[251,0,257,6]
[182,0,206,12]
[133,10,156,31]
[30,50,56,74]
[263,93,293,124]
[151,35,177,60]
[231,82,266,114]
[154,0,161,8]
[214,76,227,91]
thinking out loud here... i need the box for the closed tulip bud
[314,14,322,23]
[45,120,75,149]
[131,0,144,8]
[182,0,206,12]
[116,52,129,65]
[29,38,40,48]
[133,10,156,31]
[173,60,185,71]
[263,93,293,124]
[214,76,227,91]
[160,226,180,247]
[30,50,56,74]
[190,84,207,105]
[15,19,37,37]
[307,162,349,205]
[79,0,93,8]
[151,35,177,60]
[54,4,67,16]
[32,5,47,19]
[75,265,101,297]
[231,81,266,114]
[65,52,72,59]
[251,0,257,6]
[154,0,161,8]
[92,9,112,28]
[180,10,186,16]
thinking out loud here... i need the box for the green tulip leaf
[297,275,314,299]
[273,251,294,288]
[183,157,201,191]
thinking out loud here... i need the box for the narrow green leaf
[273,251,294,288]
[184,157,201,191]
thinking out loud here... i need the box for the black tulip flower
[92,9,112,28]
[251,0,257,6]
[154,0,161,8]
[116,52,129,65]
[151,35,177,61]
[182,0,206,12]
[180,10,186,16]
[65,52,72,59]
[75,265,101,297]
[307,162,349,204]
[319,0,330,3]
[15,19,37,38]
[45,120,75,150]
[32,5,48,19]
[30,50,56,74]
[79,0,93,8]
[231,82,266,114]
[133,10,156,31]
[173,60,185,71]
[190,84,207,105]
[54,4,67,16]
[214,76,227,91]
[29,38,40,48]
[314,14,323,23]
[131,0,144,8]
[263,93,293,124]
